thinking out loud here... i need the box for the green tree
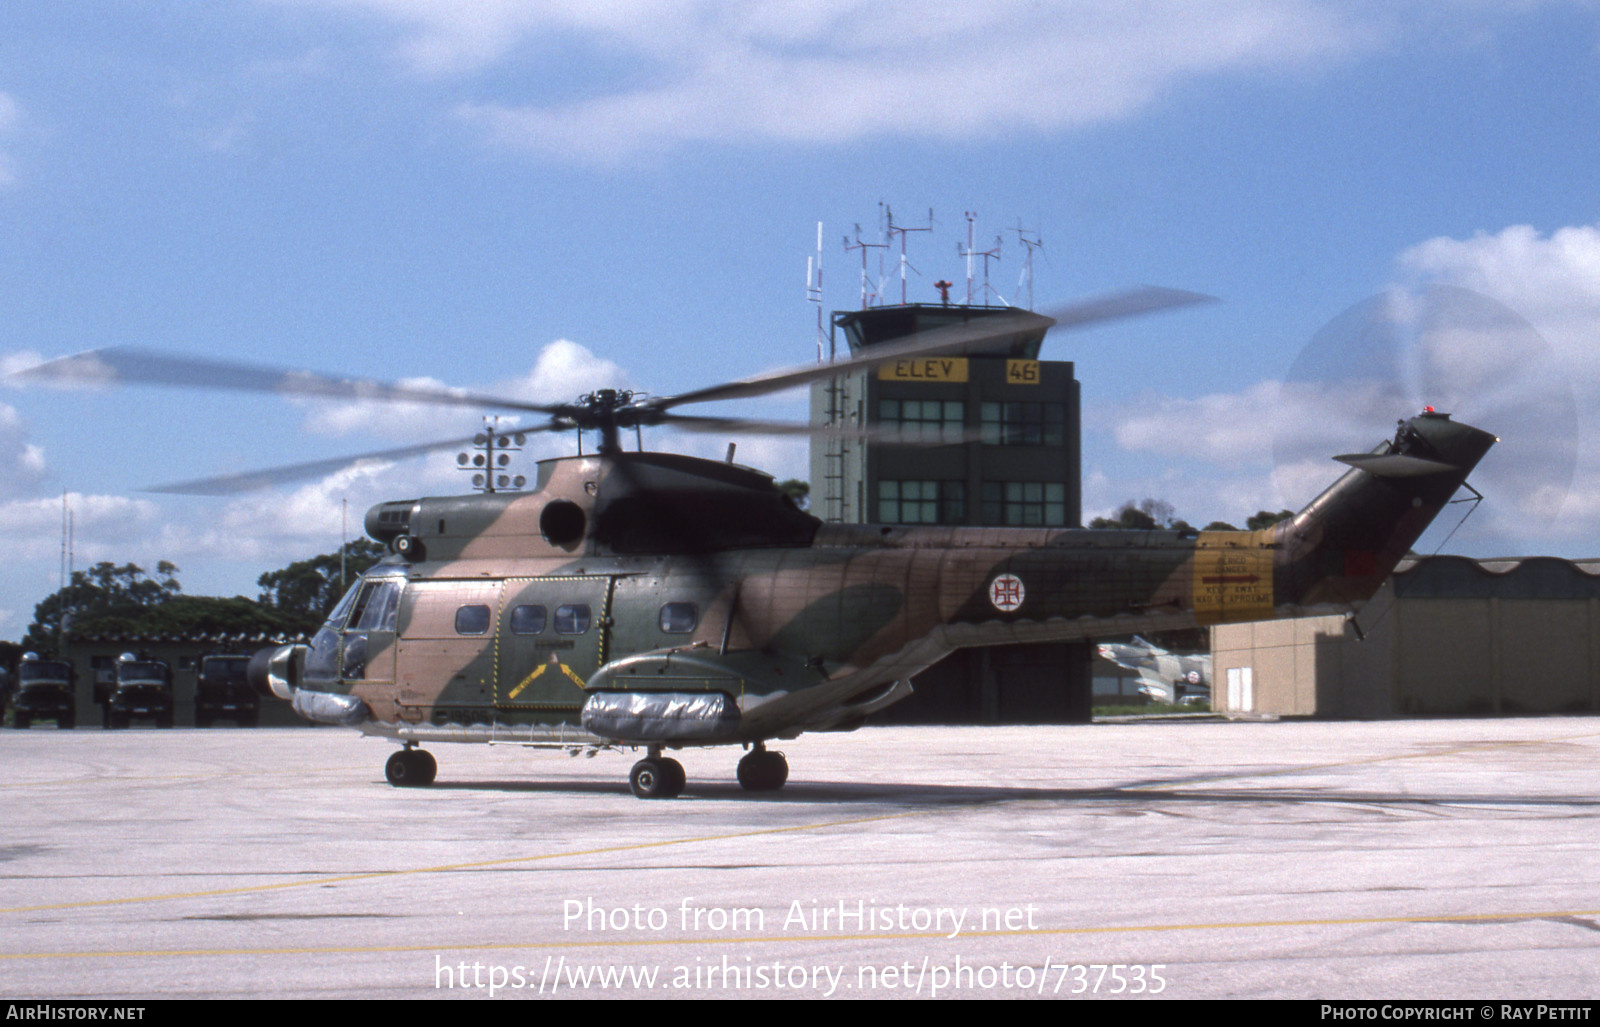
[776,479,810,511]
[1246,509,1296,530]
[23,561,185,655]
[1090,498,1175,531]
[257,539,386,636]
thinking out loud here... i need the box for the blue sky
[5,1,1600,637]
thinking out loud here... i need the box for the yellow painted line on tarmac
[4,727,1596,918]
[4,905,1599,962]
[0,808,933,915]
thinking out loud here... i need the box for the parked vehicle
[107,654,174,729]
[9,653,76,729]
[194,653,258,727]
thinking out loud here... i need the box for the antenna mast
[884,205,934,306]
[959,211,1005,306]
[1012,220,1043,310]
[843,223,888,309]
[807,221,826,361]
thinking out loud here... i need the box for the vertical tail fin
[1274,411,1497,608]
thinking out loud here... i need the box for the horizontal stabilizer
[1334,452,1457,477]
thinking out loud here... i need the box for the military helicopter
[17,291,1496,798]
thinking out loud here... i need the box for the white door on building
[1227,666,1253,712]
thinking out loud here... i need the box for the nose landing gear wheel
[385,748,437,787]
[737,747,788,792]
[630,756,685,799]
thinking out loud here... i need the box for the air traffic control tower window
[982,481,1068,527]
[981,401,1066,446]
[879,398,964,443]
[878,480,966,525]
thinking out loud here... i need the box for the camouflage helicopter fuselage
[258,410,1496,759]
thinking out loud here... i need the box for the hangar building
[54,633,305,728]
[1211,556,1600,717]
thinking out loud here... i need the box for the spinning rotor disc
[1272,284,1577,556]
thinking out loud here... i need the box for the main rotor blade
[1038,285,1215,329]
[658,412,988,446]
[143,427,567,495]
[649,285,1213,413]
[13,347,570,417]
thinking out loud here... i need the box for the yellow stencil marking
[507,657,587,701]
[558,661,588,689]
[1192,531,1274,625]
[507,663,547,701]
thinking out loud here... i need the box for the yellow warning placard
[878,357,968,382]
[1192,533,1274,625]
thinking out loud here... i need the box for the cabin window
[510,604,547,635]
[455,604,492,635]
[554,604,591,635]
[658,602,698,633]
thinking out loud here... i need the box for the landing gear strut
[385,746,437,787]
[629,746,686,799]
[737,743,788,792]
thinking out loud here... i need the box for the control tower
[809,302,1092,724]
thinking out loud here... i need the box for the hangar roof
[1393,555,1600,599]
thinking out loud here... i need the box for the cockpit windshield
[324,581,362,629]
[349,580,401,633]
[324,568,405,631]
[306,568,406,685]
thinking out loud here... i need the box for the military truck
[105,653,174,729]
[9,653,76,729]
[194,653,258,727]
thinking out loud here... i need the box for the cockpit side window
[353,582,401,632]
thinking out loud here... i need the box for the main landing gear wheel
[385,748,437,787]
[629,756,685,799]
[737,747,788,792]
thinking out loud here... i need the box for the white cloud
[1102,223,1600,555]
[1389,223,1600,553]
[1,350,46,381]
[295,337,628,443]
[1398,224,1600,380]
[0,493,163,562]
[497,337,630,406]
[0,403,48,493]
[296,373,470,438]
[1110,379,1285,464]
[281,0,1379,163]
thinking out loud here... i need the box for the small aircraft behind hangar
[17,292,1497,798]
[1096,636,1211,705]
